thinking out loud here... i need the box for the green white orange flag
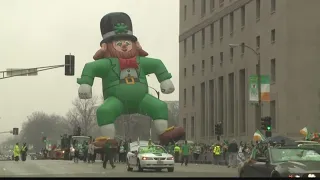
[260,75,270,102]
[253,129,266,142]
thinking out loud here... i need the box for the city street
[0,159,238,177]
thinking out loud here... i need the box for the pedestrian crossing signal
[12,128,19,135]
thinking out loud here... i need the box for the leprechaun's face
[112,40,133,52]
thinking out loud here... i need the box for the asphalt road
[0,159,238,177]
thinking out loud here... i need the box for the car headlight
[62,151,65,153]
[167,157,174,160]
[289,174,301,178]
[141,157,153,160]
[70,148,75,152]
[308,174,316,178]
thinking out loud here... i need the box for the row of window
[183,0,277,55]
[183,56,276,84]
[184,0,230,21]
[183,57,276,106]
[184,0,276,21]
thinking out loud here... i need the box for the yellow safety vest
[174,146,180,152]
[213,146,221,155]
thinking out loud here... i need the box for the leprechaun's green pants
[96,94,168,126]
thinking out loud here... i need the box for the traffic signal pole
[0,65,64,80]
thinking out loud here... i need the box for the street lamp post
[229,44,262,125]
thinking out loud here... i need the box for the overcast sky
[0,0,179,141]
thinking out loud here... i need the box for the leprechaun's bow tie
[119,57,138,70]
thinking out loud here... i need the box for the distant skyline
[0,0,179,142]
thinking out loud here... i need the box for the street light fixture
[229,43,262,128]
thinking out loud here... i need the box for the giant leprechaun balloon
[77,12,185,144]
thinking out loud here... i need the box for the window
[210,0,215,11]
[191,116,195,138]
[230,47,234,62]
[241,6,245,28]
[241,43,245,55]
[184,5,187,21]
[229,12,234,35]
[256,0,261,20]
[270,100,276,129]
[183,118,187,133]
[271,0,276,13]
[184,68,187,78]
[210,23,214,43]
[183,39,187,56]
[184,88,187,107]
[192,0,195,15]
[220,52,224,66]
[219,0,224,7]
[192,86,195,106]
[201,0,206,17]
[219,18,224,39]
[271,29,276,43]
[192,34,195,52]
[201,29,205,48]
[256,36,260,50]
[210,56,214,71]
[271,58,276,83]
[201,60,205,75]
[192,64,195,75]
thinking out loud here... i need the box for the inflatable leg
[96,96,124,138]
[139,94,169,134]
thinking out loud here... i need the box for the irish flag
[253,130,266,142]
[300,127,308,137]
[260,75,270,102]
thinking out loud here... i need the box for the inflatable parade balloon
[77,12,185,145]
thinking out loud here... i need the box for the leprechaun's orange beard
[93,43,149,60]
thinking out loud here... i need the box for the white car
[126,141,174,172]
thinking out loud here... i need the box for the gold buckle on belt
[125,76,135,84]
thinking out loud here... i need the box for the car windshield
[138,145,167,154]
[271,148,320,162]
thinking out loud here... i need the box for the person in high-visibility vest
[13,143,20,162]
[213,143,221,165]
[174,144,180,163]
[21,143,28,161]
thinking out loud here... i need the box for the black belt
[119,78,140,84]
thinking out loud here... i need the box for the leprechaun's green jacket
[77,56,172,102]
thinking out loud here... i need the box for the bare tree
[17,111,68,151]
[66,96,98,136]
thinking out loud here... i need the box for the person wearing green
[77,12,184,144]
[174,144,181,163]
[82,141,88,162]
[181,140,190,166]
[103,140,116,169]
[166,142,174,155]
[13,143,20,162]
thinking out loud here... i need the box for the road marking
[2,168,6,171]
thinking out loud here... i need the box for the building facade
[179,0,320,142]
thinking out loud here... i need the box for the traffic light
[65,54,75,76]
[214,123,223,136]
[12,128,19,135]
[42,136,47,142]
[214,124,219,135]
[77,127,81,136]
[261,117,271,130]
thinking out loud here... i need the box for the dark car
[239,146,320,177]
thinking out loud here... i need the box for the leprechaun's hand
[78,84,92,99]
[160,79,175,94]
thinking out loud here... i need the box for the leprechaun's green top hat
[99,12,137,45]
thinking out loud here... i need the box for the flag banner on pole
[253,129,266,142]
[249,75,259,102]
[261,75,270,102]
